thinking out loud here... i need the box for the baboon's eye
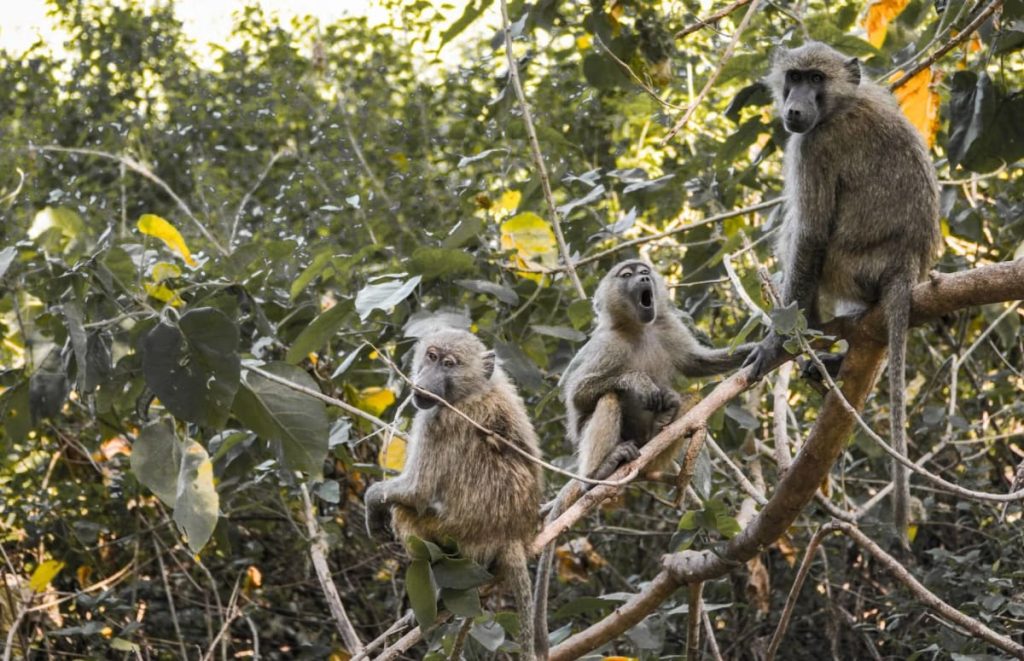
[810,72,825,84]
[442,357,457,368]
[619,268,633,278]
[786,70,802,83]
[426,350,438,362]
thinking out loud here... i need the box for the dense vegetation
[1,0,1022,658]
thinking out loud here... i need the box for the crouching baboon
[364,328,543,659]
[744,42,942,548]
[533,259,755,656]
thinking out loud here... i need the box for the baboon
[364,328,543,660]
[745,42,942,548]
[534,259,755,656]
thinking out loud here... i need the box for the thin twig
[351,612,414,661]
[686,582,704,660]
[888,0,1004,90]
[154,538,189,660]
[663,0,764,143]
[243,363,403,438]
[766,525,831,660]
[499,0,587,299]
[299,483,364,655]
[374,612,453,661]
[29,144,228,255]
[231,148,290,247]
[577,198,782,268]
[675,0,754,39]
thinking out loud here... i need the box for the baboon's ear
[481,351,496,379]
[844,57,862,85]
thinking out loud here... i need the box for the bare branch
[299,484,364,655]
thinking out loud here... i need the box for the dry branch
[299,484,364,655]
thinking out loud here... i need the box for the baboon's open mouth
[639,287,653,309]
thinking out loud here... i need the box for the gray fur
[534,260,754,657]
[364,328,543,660]
[750,42,942,548]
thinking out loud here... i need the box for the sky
[0,0,390,56]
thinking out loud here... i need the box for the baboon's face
[613,261,657,324]
[411,330,495,410]
[781,68,826,134]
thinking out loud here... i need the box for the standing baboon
[533,259,755,656]
[364,328,543,660]
[744,42,942,548]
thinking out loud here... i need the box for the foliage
[0,0,1022,658]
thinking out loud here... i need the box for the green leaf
[582,52,629,90]
[406,559,438,629]
[716,117,768,166]
[432,557,493,589]
[567,299,593,330]
[0,246,16,280]
[455,279,519,305]
[354,275,422,321]
[130,421,182,506]
[174,440,219,553]
[142,308,241,429]
[770,302,805,336]
[231,362,329,478]
[61,301,89,395]
[440,587,482,617]
[285,303,349,364]
[110,639,140,653]
[530,325,586,342]
[469,617,506,651]
[409,247,476,280]
[441,217,484,249]
[438,0,495,48]
[724,82,771,122]
[290,249,335,299]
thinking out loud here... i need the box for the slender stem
[498,0,587,299]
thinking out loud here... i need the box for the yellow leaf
[602,657,639,661]
[389,152,410,173]
[378,437,407,473]
[500,211,558,283]
[144,282,184,307]
[137,214,197,266]
[29,560,64,593]
[150,261,182,283]
[576,34,592,50]
[493,190,522,216]
[890,68,940,148]
[355,387,396,416]
[76,565,92,588]
[862,0,909,48]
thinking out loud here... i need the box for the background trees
[0,0,1022,658]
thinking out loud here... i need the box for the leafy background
[0,0,1022,658]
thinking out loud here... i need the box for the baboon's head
[768,41,861,134]
[410,329,496,410]
[593,259,669,328]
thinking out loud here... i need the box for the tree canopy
[1,0,1022,659]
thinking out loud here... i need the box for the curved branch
[546,259,1024,659]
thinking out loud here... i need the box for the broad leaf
[406,559,437,629]
[354,275,422,321]
[174,440,219,553]
[142,308,240,429]
[131,421,182,506]
[232,362,329,478]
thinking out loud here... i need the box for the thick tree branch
[546,259,1024,659]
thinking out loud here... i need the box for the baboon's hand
[593,441,640,480]
[642,388,681,413]
[363,482,391,540]
[743,334,787,381]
